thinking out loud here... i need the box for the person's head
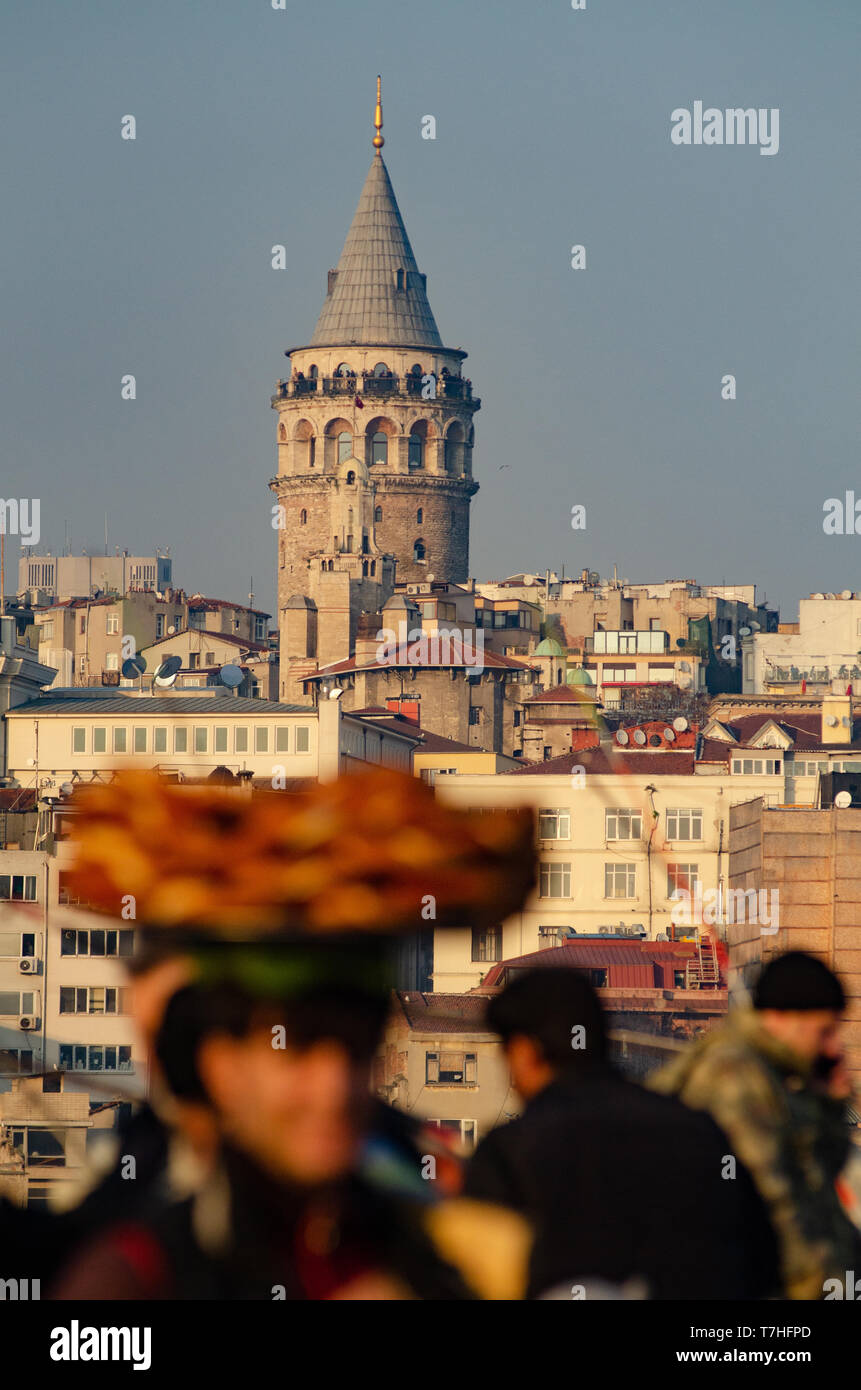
[487,968,608,1101]
[155,940,393,1188]
[753,952,845,1066]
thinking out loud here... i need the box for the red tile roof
[481,938,698,983]
[509,747,696,775]
[395,992,492,1032]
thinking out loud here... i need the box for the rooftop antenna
[249,576,254,608]
[104,512,108,557]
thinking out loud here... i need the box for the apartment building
[19,550,172,603]
[742,592,861,695]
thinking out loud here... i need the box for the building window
[255,727,269,753]
[413,539,426,562]
[374,506,383,522]
[732,757,781,775]
[665,808,703,841]
[214,727,228,754]
[416,508,423,524]
[60,928,134,957]
[79,616,86,634]
[59,986,125,1015]
[0,877,37,902]
[605,863,636,898]
[133,727,147,753]
[538,809,570,840]
[0,991,35,1016]
[72,727,86,754]
[337,432,352,462]
[345,471,356,487]
[153,727,167,754]
[105,653,119,671]
[295,726,310,753]
[371,432,388,465]
[471,927,500,962]
[235,726,249,753]
[605,807,642,840]
[174,727,188,753]
[194,728,208,754]
[426,1052,476,1085]
[539,862,571,898]
[112,727,127,754]
[275,726,289,753]
[93,727,107,753]
[468,706,481,726]
[668,863,700,898]
[156,614,165,638]
[408,434,423,468]
[58,1044,132,1073]
[41,620,54,641]
[106,613,119,635]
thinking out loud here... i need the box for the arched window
[374,505,382,522]
[444,439,454,472]
[371,432,388,465]
[278,423,287,442]
[300,509,307,525]
[335,363,354,378]
[413,539,426,562]
[362,561,368,576]
[416,508,423,524]
[370,560,376,576]
[373,362,391,378]
[408,434,423,468]
[410,363,423,376]
[309,437,315,466]
[308,364,318,379]
[338,432,352,462]
[346,470,356,485]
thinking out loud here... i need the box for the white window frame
[133,727,147,754]
[112,727,127,754]
[72,727,87,754]
[538,808,571,840]
[295,726,310,754]
[235,726,249,754]
[539,862,571,899]
[153,727,168,754]
[605,807,642,841]
[604,862,636,898]
[665,808,703,841]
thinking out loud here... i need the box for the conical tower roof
[310,152,443,350]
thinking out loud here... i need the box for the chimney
[822,691,853,745]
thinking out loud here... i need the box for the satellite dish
[121,654,146,680]
[835,790,853,808]
[167,625,176,635]
[153,654,182,687]
[60,782,74,797]
[616,730,629,745]
[427,573,435,582]
[811,593,824,600]
[663,728,676,742]
[673,717,688,732]
[649,734,662,747]
[678,674,693,689]
[749,621,760,631]
[826,715,838,727]
[633,729,646,745]
[680,661,691,673]
[739,626,751,637]
[842,590,853,600]
[218,663,243,689]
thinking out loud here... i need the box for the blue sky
[2,0,858,617]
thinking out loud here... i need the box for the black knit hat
[753,952,846,1012]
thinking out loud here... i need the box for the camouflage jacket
[649,1008,859,1299]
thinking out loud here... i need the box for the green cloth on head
[187,939,395,1002]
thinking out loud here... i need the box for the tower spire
[373,75,384,152]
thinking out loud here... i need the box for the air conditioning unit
[18,958,36,974]
[19,1015,38,1031]
[406,585,419,595]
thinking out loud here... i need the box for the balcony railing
[274,373,477,405]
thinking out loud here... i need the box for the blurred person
[464,968,778,1300]
[650,950,861,1300]
[50,768,537,1300]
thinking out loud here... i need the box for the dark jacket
[464,1064,778,1299]
[650,1008,861,1299]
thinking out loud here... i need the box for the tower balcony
[273,373,479,407]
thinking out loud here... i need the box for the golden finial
[373,75,384,151]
